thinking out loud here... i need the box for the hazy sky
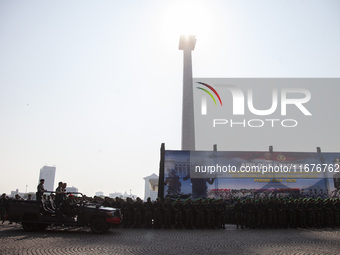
[1,0,339,197]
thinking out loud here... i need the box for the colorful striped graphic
[196,82,223,106]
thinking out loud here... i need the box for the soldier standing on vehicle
[55,182,64,208]
[55,181,67,220]
[62,183,67,199]
[36,179,46,202]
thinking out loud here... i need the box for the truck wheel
[22,223,37,232]
[37,224,48,231]
[91,218,110,234]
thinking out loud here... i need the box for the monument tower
[179,35,196,151]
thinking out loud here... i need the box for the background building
[66,186,78,193]
[95,191,104,197]
[144,173,159,201]
[39,166,56,191]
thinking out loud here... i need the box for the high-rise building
[39,166,56,192]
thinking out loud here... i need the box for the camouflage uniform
[216,199,226,229]
[0,194,7,223]
[134,198,144,228]
[173,199,183,228]
[205,200,216,228]
[162,198,173,228]
[143,198,153,228]
[234,200,244,229]
[153,198,163,228]
[195,199,205,228]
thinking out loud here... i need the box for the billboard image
[160,149,340,200]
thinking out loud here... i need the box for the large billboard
[160,149,340,199]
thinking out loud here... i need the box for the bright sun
[162,1,214,39]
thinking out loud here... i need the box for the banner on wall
[160,149,340,199]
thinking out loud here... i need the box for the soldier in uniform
[153,198,163,228]
[307,198,316,228]
[315,198,324,228]
[257,199,266,228]
[121,198,130,228]
[194,199,204,228]
[244,198,255,228]
[216,199,226,229]
[297,198,307,228]
[102,197,112,207]
[134,197,143,228]
[235,199,244,229]
[143,197,153,228]
[205,199,216,228]
[173,198,183,228]
[0,193,7,224]
[127,198,135,228]
[36,179,46,202]
[55,182,64,208]
[324,198,333,228]
[266,197,275,228]
[112,197,122,209]
[334,198,340,227]
[162,197,173,228]
[277,199,288,228]
[288,198,297,228]
[64,194,77,219]
[183,198,193,228]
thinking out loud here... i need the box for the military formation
[101,196,227,229]
[98,196,340,230]
[233,197,340,229]
[2,184,340,230]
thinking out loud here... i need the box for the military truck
[7,192,121,234]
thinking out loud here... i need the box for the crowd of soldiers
[100,196,227,229]
[233,197,340,229]
[97,196,340,230]
[2,185,340,230]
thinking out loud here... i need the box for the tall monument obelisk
[179,35,196,151]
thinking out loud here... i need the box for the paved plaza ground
[0,224,339,255]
